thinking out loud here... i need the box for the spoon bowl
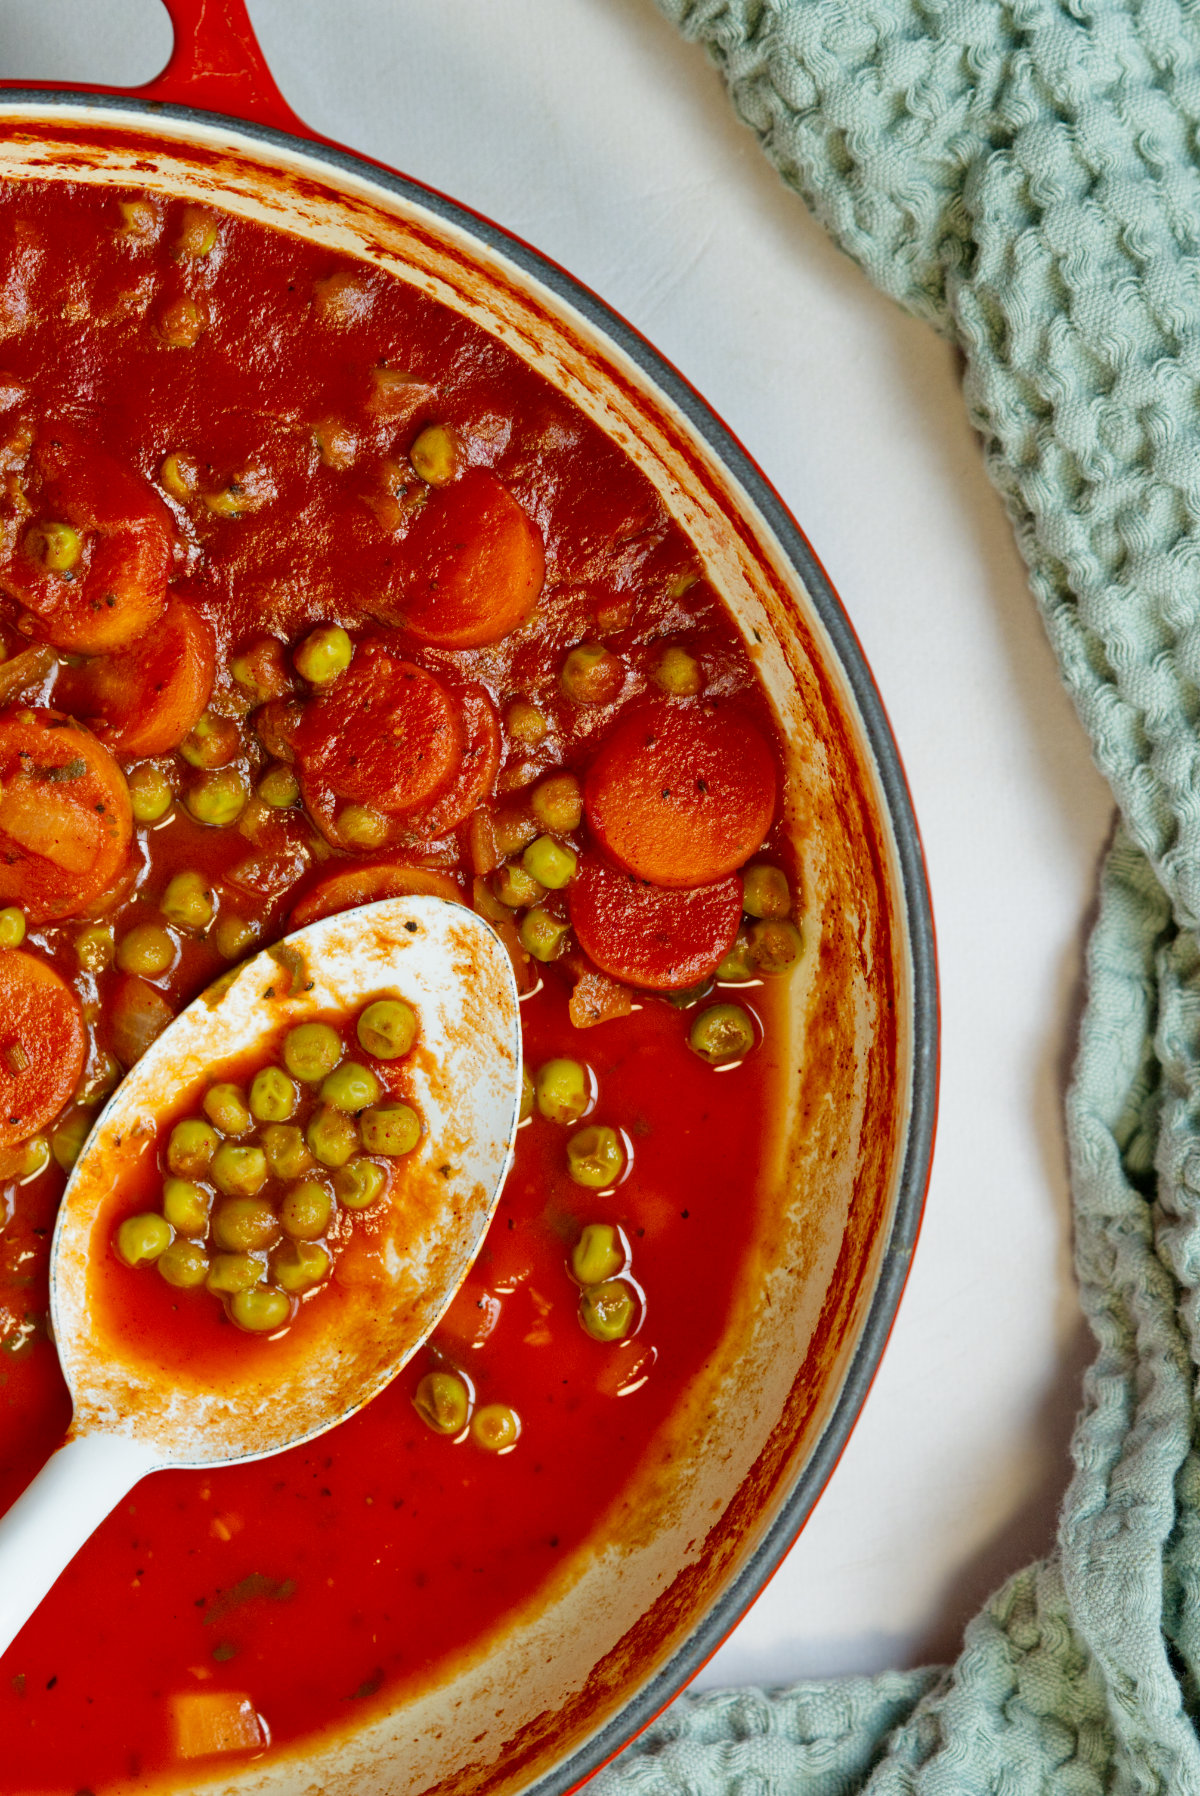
[0,895,522,1657]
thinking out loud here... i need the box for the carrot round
[0,708,132,921]
[0,949,86,1149]
[1,420,173,653]
[405,683,501,840]
[56,597,215,757]
[395,469,544,648]
[293,640,464,823]
[584,700,777,888]
[568,852,743,990]
[288,862,463,929]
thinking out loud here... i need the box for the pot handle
[0,0,313,139]
[139,0,311,135]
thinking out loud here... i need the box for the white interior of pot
[0,105,919,1796]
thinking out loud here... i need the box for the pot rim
[0,87,940,1794]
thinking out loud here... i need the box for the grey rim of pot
[0,87,940,1795]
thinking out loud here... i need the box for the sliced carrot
[568,851,743,990]
[394,469,544,648]
[1,420,173,653]
[288,861,463,929]
[55,597,215,757]
[467,805,499,876]
[403,683,501,841]
[170,1690,267,1760]
[0,950,86,1148]
[293,640,464,824]
[584,700,777,888]
[0,708,132,921]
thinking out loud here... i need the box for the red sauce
[0,179,794,1791]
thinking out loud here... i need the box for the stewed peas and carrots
[112,1000,423,1333]
[0,178,806,1788]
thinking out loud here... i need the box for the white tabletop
[4,0,1116,1691]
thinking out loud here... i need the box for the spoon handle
[0,1431,160,1657]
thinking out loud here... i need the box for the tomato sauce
[0,178,797,1792]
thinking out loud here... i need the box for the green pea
[519,907,568,962]
[688,1003,756,1065]
[360,1104,420,1157]
[409,423,458,487]
[213,914,257,961]
[0,906,26,948]
[283,1021,342,1083]
[535,1057,590,1126]
[715,929,757,984]
[257,764,300,808]
[529,772,583,835]
[51,1109,92,1172]
[565,1125,625,1189]
[262,1123,315,1180]
[211,1195,279,1252]
[211,1143,268,1198]
[306,1103,359,1168]
[492,862,544,909]
[206,1252,265,1295]
[250,1065,299,1123]
[116,922,176,978]
[157,1240,210,1289]
[180,711,241,770]
[230,1286,292,1333]
[203,1082,252,1135]
[185,767,248,828]
[413,1370,470,1435]
[167,1118,218,1178]
[505,698,546,744]
[742,864,791,920]
[522,835,576,890]
[571,1223,625,1286]
[33,519,81,571]
[338,804,388,849]
[357,999,418,1060]
[560,642,623,705]
[272,1239,330,1294]
[294,625,353,686]
[229,637,291,704]
[280,1179,333,1239]
[471,1403,520,1452]
[161,1178,211,1236]
[749,918,803,976]
[320,1061,380,1113]
[74,922,115,972]
[580,1279,637,1342]
[332,1158,387,1210]
[161,870,214,931]
[127,762,173,823]
[652,643,702,697]
[116,1212,172,1268]
[519,1063,534,1123]
[17,1134,50,1179]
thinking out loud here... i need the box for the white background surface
[0,0,1116,1687]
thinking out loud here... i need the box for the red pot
[0,6,938,1793]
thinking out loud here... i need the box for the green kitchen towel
[596,0,1200,1789]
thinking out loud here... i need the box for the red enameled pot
[0,6,938,1794]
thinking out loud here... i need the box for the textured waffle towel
[596,0,1200,1789]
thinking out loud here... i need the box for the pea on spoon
[0,895,521,1658]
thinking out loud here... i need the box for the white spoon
[0,894,521,1657]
